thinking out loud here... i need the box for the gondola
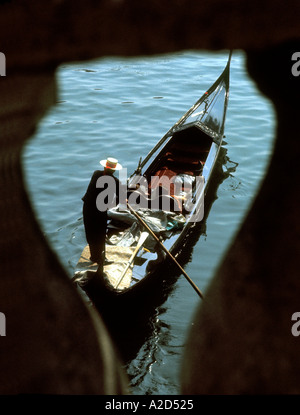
[74,52,232,315]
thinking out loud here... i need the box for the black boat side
[74,53,232,311]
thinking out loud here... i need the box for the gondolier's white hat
[100,157,122,170]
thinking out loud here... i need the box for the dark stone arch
[0,0,299,394]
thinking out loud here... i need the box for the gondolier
[82,157,123,265]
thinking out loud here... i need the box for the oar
[115,231,149,289]
[127,203,204,299]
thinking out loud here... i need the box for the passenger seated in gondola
[127,161,201,214]
[148,166,199,213]
[127,180,181,213]
[150,184,182,212]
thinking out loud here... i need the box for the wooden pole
[115,231,149,289]
[127,204,204,299]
